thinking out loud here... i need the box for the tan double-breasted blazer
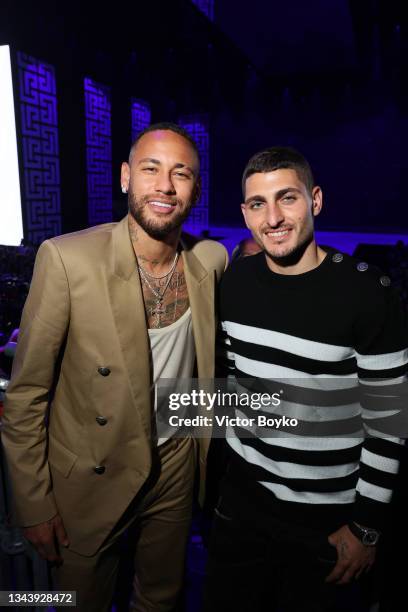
[2,216,228,555]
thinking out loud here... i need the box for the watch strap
[348,521,380,546]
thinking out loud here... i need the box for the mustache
[260,224,293,232]
[139,194,180,207]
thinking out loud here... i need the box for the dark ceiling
[2,0,406,109]
[0,0,407,232]
[215,0,407,88]
[217,0,356,77]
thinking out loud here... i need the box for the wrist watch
[348,521,381,546]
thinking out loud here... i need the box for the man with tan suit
[2,123,228,611]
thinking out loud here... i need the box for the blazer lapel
[107,216,151,436]
[182,248,215,379]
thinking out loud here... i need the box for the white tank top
[148,307,195,444]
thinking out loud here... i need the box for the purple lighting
[192,0,214,20]
[84,78,112,225]
[131,98,151,141]
[17,52,61,245]
[178,115,209,235]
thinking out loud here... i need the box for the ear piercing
[121,185,128,194]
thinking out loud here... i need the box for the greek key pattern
[17,52,61,245]
[178,115,209,234]
[191,0,214,20]
[131,98,151,142]
[84,78,112,225]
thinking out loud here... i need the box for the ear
[311,186,323,217]
[120,162,130,193]
[241,203,250,229]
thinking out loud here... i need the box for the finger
[355,564,372,580]
[54,519,69,547]
[35,543,50,561]
[24,532,38,547]
[355,566,365,580]
[337,567,358,585]
[325,561,348,583]
[34,541,61,563]
[327,534,336,546]
[40,537,62,563]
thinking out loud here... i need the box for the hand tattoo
[339,539,351,561]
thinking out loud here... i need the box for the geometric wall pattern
[84,77,112,225]
[17,52,62,245]
[191,0,214,20]
[178,114,210,234]
[131,98,151,142]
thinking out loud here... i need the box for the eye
[173,171,190,179]
[249,201,264,210]
[282,194,296,203]
[142,166,157,173]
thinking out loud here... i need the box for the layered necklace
[137,251,179,328]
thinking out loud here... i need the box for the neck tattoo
[137,252,179,328]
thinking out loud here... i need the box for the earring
[121,186,128,194]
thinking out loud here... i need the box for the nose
[265,202,284,227]
[154,171,176,195]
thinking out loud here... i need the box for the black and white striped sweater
[219,249,408,530]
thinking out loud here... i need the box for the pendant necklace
[137,252,179,328]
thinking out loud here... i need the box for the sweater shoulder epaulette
[327,249,393,297]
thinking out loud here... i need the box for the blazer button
[93,465,106,475]
[96,416,108,426]
[98,367,111,377]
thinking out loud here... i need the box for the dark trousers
[203,480,374,612]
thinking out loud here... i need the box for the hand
[23,513,69,563]
[325,524,375,584]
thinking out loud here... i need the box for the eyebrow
[244,187,302,205]
[174,162,195,174]
[244,194,267,205]
[137,158,195,174]
[137,157,160,165]
[276,187,302,198]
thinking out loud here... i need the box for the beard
[260,224,314,267]
[128,190,193,240]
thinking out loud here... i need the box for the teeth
[266,230,289,237]
[151,201,172,208]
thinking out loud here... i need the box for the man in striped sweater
[203,147,408,611]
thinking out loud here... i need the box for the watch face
[362,530,379,546]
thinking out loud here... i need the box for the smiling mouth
[264,229,291,238]
[148,200,176,209]
[147,200,178,215]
